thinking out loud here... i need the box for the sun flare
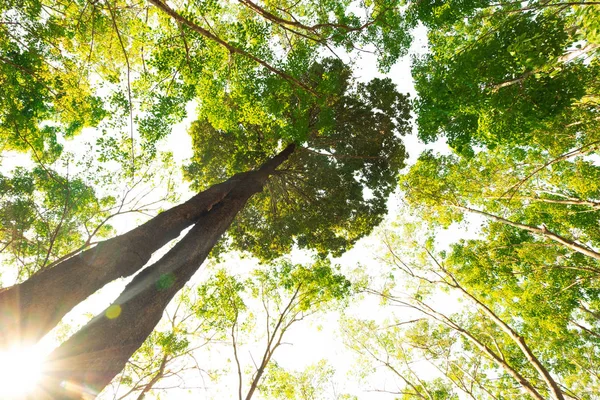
[0,347,43,398]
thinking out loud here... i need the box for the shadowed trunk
[33,144,295,399]
[34,145,294,399]
[0,144,295,349]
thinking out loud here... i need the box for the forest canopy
[0,0,599,399]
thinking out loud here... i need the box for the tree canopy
[1,0,600,399]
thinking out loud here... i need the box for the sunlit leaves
[260,360,344,400]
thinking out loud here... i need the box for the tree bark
[0,145,295,349]
[34,144,295,399]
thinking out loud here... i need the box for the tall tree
[345,224,600,399]
[35,144,296,399]
[7,57,408,397]
[1,0,411,351]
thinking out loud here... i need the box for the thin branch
[148,0,316,94]
[105,0,136,173]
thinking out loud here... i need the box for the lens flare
[0,347,43,398]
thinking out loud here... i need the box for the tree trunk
[0,145,294,349]
[34,144,295,399]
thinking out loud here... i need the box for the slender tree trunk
[408,299,547,400]
[244,287,299,400]
[34,144,295,399]
[447,275,565,400]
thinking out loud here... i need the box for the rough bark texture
[0,175,236,347]
[33,144,295,399]
[0,144,294,348]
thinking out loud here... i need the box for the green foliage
[411,2,600,155]
[0,129,179,285]
[195,258,351,330]
[112,257,352,399]
[195,270,247,334]
[8,1,600,399]
[260,360,340,400]
[398,140,600,398]
[185,59,410,260]
[0,0,107,158]
[401,144,600,256]
[0,163,112,282]
[576,5,600,46]
[249,259,352,311]
[390,3,600,397]
[1,0,415,284]
[348,224,600,399]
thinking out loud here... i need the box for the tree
[192,260,351,400]
[1,0,411,158]
[343,317,461,399]
[389,4,600,396]
[0,0,106,158]
[344,224,600,399]
[0,152,268,348]
[34,145,296,398]
[1,0,411,357]
[8,1,600,399]
[410,0,600,155]
[2,56,407,397]
[185,60,410,260]
[0,146,178,282]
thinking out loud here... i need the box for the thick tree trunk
[0,145,294,349]
[33,144,295,399]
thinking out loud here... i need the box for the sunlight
[0,347,43,398]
